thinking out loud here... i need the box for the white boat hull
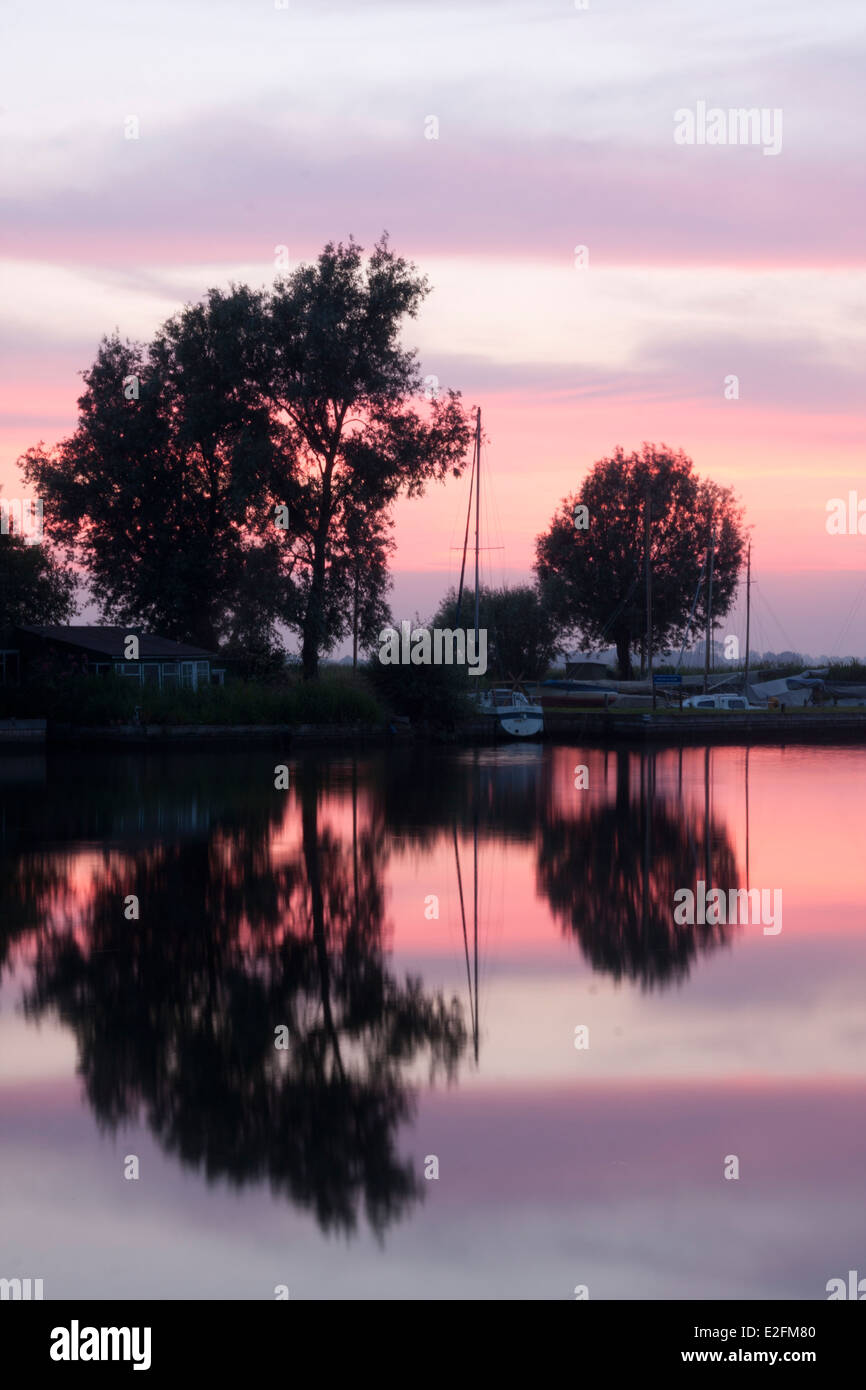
[499,713,544,737]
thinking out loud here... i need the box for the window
[180,662,195,689]
[162,664,179,690]
[196,661,209,686]
[142,664,160,687]
[115,663,141,680]
[728,698,746,709]
[696,698,714,708]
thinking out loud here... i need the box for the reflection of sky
[1,743,864,1297]
[2,1077,862,1298]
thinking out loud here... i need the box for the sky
[1,0,865,656]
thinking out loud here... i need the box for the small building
[2,626,225,690]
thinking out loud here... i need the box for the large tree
[20,239,470,673]
[534,444,745,679]
[20,287,293,651]
[266,236,472,678]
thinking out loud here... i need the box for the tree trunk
[615,630,633,680]
[301,526,328,680]
[352,562,359,670]
[301,457,335,681]
[301,775,345,1083]
[301,597,321,680]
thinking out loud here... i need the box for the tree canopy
[0,516,77,629]
[431,583,564,683]
[20,236,472,673]
[534,443,745,678]
[20,286,285,652]
[266,236,471,676]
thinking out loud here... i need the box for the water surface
[1,743,863,1299]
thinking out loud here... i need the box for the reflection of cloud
[4,1076,863,1297]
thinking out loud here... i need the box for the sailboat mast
[645,485,654,708]
[743,540,751,696]
[703,511,715,694]
[474,408,481,648]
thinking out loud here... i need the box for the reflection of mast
[452,822,479,1063]
[703,745,712,889]
[745,745,750,886]
[352,759,359,919]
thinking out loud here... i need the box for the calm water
[1,743,864,1300]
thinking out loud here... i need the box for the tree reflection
[5,758,466,1238]
[0,740,748,1229]
[536,749,740,987]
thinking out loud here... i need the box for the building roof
[17,626,218,660]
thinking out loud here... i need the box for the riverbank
[45,721,401,748]
[534,708,866,745]
[29,706,866,749]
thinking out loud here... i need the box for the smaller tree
[0,525,77,628]
[534,444,745,679]
[432,584,564,682]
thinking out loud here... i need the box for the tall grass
[0,673,384,726]
[826,659,866,681]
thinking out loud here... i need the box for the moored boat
[537,679,619,709]
[474,687,544,738]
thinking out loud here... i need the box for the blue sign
[653,673,682,685]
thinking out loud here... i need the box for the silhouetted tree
[20,287,293,651]
[21,239,471,671]
[534,444,745,678]
[432,584,564,682]
[267,236,472,677]
[0,524,76,627]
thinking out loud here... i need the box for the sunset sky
[2,0,864,656]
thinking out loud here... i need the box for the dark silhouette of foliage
[534,444,746,678]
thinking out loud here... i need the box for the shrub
[0,673,383,727]
[365,655,474,726]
